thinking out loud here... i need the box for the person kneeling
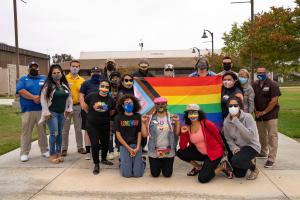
[177,104,226,183]
[224,97,260,180]
[115,94,145,177]
[141,97,180,178]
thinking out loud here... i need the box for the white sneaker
[107,153,114,160]
[20,155,29,162]
[42,151,50,158]
[85,153,91,160]
[114,151,120,157]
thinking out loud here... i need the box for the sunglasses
[228,104,239,108]
[164,68,173,72]
[124,79,133,83]
[100,85,110,89]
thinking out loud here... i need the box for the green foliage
[222,2,300,73]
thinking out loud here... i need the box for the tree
[52,53,73,64]
[222,1,300,74]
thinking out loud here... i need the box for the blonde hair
[239,68,250,79]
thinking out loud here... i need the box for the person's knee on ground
[233,168,247,178]
[150,167,161,177]
[198,170,214,183]
[162,169,173,177]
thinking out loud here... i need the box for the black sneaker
[264,160,275,168]
[101,160,113,166]
[93,164,100,175]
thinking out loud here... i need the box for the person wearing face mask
[238,69,255,114]
[252,67,281,168]
[39,64,73,164]
[132,58,155,78]
[218,56,238,76]
[104,59,117,80]
[189,58,216,77]
[176,104,228,183]
[119,74,134,98]
[107,71,122,160]
[141,97,180,177]
[224,97,261,180]
[163,64,176,77]
[79,66,104,160]
[61,60,86,157]
[114,94,144,177]
[16,61,49,162]
[84,80,116,174]
[221,72,244,119]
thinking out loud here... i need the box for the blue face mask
[257,74,267,81]
[239,77,248,84]
[123,103,134,113]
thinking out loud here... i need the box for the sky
[0,0,297,58]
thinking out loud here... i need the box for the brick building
[0,43,50,95]
[60,49,221,77]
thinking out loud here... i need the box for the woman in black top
[221,72,244,119]
[84,79,116,175]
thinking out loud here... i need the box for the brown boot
[48,155,60,164]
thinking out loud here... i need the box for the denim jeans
[119,144,145,177]
[47,112,65,156]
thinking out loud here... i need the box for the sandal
[187,167,201,176]
[48,156,60,164]
[221,160,234,179]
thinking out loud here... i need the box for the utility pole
[13,0,20,80]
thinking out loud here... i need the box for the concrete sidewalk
[0,127,300,200]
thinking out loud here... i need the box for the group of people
[16,56,281,183]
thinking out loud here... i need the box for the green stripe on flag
[168,103,221,114]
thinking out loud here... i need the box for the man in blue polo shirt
[16,62,49,162]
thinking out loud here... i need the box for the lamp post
[231,0,254,80]
[201,29,214,68]
[192,47,201,60]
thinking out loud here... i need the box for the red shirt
[179,119,224,161]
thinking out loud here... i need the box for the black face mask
[29,68,38,76]
[107,63,115,71]
[223,63,232,71]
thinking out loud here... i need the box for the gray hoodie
[224,110,261,153]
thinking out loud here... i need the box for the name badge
[263,87,270,92]
[39,81,44,86]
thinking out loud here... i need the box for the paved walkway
[0,126,300,200]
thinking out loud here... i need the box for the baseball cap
[154,97,168,104]
[138,58,149,66]
[186,104,200,111]
[164,64,174,70]
[28,61,39,69]
[91,66,101,73]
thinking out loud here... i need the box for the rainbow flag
[134,76,223,129]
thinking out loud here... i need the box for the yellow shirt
[66,73,85,104]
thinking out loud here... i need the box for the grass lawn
[278,87,300,138]
[0,105,38,155]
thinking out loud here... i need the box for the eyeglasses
[124,79,133,83]
[228,104,239,108]
[100,85,110,89]
[164,68,173,72]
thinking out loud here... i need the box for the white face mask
[229,106,239,116]
[223,80,234,88]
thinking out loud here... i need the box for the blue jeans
[119,144,145,177]
[47,112,65,156]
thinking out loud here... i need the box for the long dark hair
[117,94,141,114]
[120,74,134,89]
[184,110,206,125]
[222,71,244,94]
[41,64,69,101]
